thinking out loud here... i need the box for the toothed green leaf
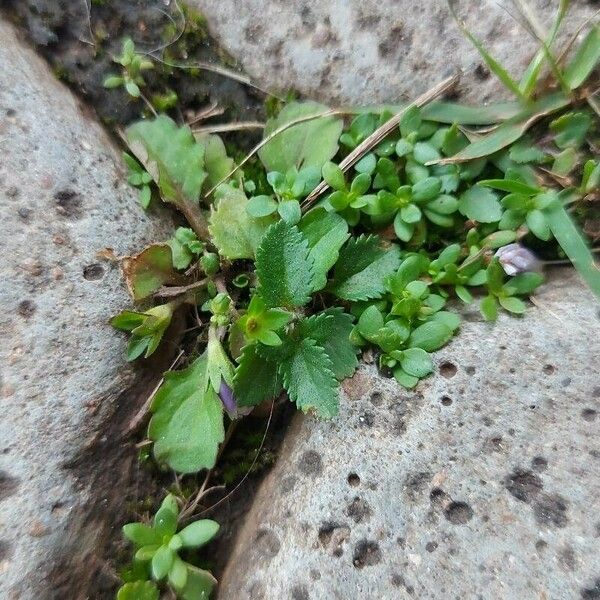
[233,344,282,407]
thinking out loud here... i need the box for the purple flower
[495,243,541,276]
[219,380,237,416]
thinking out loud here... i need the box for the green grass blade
[448,1,526,102]
[519,0,570,98]
[421,101,522,124]
[564,25,600,90]
[546,202,600,298]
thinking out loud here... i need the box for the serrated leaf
[280,338,339,418]
[209,184,275,260]
[148,353,224,473]
[298,208,349,291]
[458,186,502,223]
[125,115,209,239]
[258,101,343,173]
[255,220,314,307]
[122,244,184,301]
[550,112,592,149]
[330,235,401,301]
[233,344,282,407]
[298,308,358,379]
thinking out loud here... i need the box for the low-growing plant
[105,5,599,597]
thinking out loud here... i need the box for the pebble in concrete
[0,20,175,599]
[218,269,600,599]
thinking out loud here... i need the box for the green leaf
[258,101,343,173]
[179,565,217,600]
[455,285,473,304]
[209,184,275,260]
[178,520,220,548]
[509,142,547,164]
[104,75,124,89]
[168,557,188,591]
[298,308,358,379]
[117,581,159,600]
[545,201,600,298]
[503,272,544,295]
[168,227,203,270]
[393,367,419,389]
[550,112,592,149]
[393,212,415,242]
[135,545,160,562]
[122,244,182,301]
[149,353,225,473]
[154,494,179,536]
[357,305,385,340]
[429,310,461,331]
[552,147,578,176]
[480,294,498,321]
[499,296,527,314]
[123,523,160,547]
[256,220,314,307]
[478,179,540,196]
[330,235,401,301]
[125,80,141,98]
[421,101,521,125]
[195,133,236,191]
[111,310,146,332]
[564,25,600,89]
[125,115,209,239]
[233,344,281,407]
[400,348,433,378]
[247,195,278,217]
[526,209,551,240]
[322,161,346,190]
[151,545,174,580]
[458,186,502,223]
[279,338,339,418]
[408,321,453,352]
[298,208,349,291]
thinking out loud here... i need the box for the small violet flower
[495,243,541,276]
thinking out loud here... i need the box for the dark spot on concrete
[318,522,350,556]
[353,540,382,568]
[255,528,281,558]
[0,540,11,562]
[298,450,322,476]
[393,414,407,434]
[347,473,360,487]
[543,364,555,375]
[83,263,104,281]
[347,496,372,523]
[405,471,432,500]
[535,539,548,552]
[358,411,374,427]
[17,299,36,319]
[582,408,597,422]
[504,469,543,503]
[531,456,548,472]
[465,366,476,375]
[0,471,20,502]
[441,395,453,406]
[484,435,503,453]
[356,11,382,29]
[391,573,404,587]
[429,487,449,506]
[425,541,438,552]
[444,501,474,524]
[6,185,19,197]
[54,189,83,219]
[440,362,457,378]
[5,108,16,118]
[581,578,600,599]
[594,387,600,398]
[18,207,31,220]
[280,475,297,493]
[558,544,577,572]
[474,63,491,80]
[309,569,320,581]
[291,583,310,600]
[377,24,405,58]
[561,377,572,387]
[533,493,569,528]
[369,391,382,406]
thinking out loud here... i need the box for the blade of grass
[448,0,527,102]
[564,24,600,90]
[431,92,569,164]
[519,0,570,98]
[545,201,600,298]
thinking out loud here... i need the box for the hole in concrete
[531,456,548,472]
[369,391,382,406]
[465,366,476,375]
[440,362,457,378]
[17,299,36,319]
[441,396,453,406]
[444,501,474,524]
[347,473,360,487]
[504,469,543,503]
[83,263,105,281]
[543,364,556,375]
[425,541,438,552]
[291,584,310,600]
[582,408,597,422]
[346,496,372,523]
[0,471,20,502]
[352,540,382,568]
[533,493,569,528]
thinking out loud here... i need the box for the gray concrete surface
[0,20,175,599]
[218,268,600,599]
[191,0,597,105]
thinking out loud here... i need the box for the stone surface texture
[0,20,175,599]
[191,0,596,105]
[218,269,600,599]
